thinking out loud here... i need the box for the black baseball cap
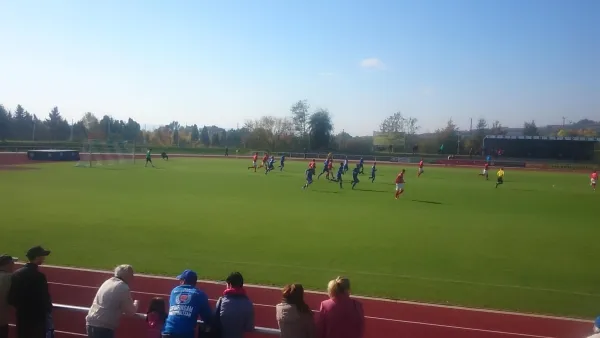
[0,255,15,266]
[26,246,51,260]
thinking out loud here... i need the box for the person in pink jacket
[316,277,364,338]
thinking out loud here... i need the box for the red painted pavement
[6,265,593,338]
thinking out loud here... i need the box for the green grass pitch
[1,158,598,318]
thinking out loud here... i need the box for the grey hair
[114,264,134,279]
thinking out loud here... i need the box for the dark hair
[146,297,167,322]
[226,272,244,287]
[283,284,312,315]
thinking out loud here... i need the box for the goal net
[75,139,137,167]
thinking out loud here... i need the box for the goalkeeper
[161,151,169,161]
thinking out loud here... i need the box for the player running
[479,162,490,180]
[326,160,334,180]
[369,162,377,183]
[343,158,349,173]
[278,154,286,171]
[318,159,330,180]
[308,159,317,175]
[161,151,169,161]
[145,148,155,168]
[248,152,258,172]
[334,161,344,188]
[302,167,314,190]
[591,170,597,191]
[259,152,269,168]
[265,156,276,174]
[351,164,360,189]
[495,168,505,188]
[358,157,365,174]
[417,159,424,177]
[395,169,406,199]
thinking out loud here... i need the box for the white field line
[48,281,558,338]
[38,264,592,324]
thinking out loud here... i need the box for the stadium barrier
[50,303,280,336]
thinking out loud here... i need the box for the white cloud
[360,58,385,70]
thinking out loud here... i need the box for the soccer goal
[75,139,137,167]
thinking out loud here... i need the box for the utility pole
[562,117,566,127]
[470,118,473,135]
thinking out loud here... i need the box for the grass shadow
[312,190,340,194]
[354,188,389,193]
[411,199,443,205]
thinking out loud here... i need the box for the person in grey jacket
[217,272,254,338]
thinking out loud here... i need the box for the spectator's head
[226,272,244,289]
[176,269,198,286]
[26,246,51,265]
[147,297,167,319]
[594,316,600,333]
[327,276,351,298]
[282,284,311,315]
[0,254,15,272]
[114,264,134,284]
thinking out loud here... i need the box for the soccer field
[1,158,598,318]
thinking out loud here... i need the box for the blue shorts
[337,173,342,180]
[353,176,359,183]
[306,178,313,184]
[280,162,284,167]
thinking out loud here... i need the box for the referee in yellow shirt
[495,168,505,188]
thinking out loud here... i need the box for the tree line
[1,102,596,154]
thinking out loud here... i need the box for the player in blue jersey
[343,158,349,173]
[318,159,330,180]
[302,167,314,189]
[358,157,365,174]
[278,154,286,171]
[368,162,377,183]
[334,161,345,188]
[265,156,276,174]
[351,164,360,189]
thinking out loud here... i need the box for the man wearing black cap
[8,246,52,338]
[0,255,16,338]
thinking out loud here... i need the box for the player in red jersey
[248,152,258,172]
[395,169,406,199]
[479,163,490,180]
[417,159,424,177]
[591,170,598,191]
[326,160,334,180]
[308,159,316,175]
[258,153,269,168]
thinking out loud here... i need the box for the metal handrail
[53,303,280,335]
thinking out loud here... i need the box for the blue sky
[1,0,598,135]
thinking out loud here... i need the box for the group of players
[247,152,408,198]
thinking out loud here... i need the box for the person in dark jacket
[0,255,16,338]
[217,272,254,338]
[8,246,52,338]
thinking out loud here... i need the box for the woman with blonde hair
[316,277,364,338]
[276,284,316,338]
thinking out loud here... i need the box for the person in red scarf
[214,272,255,338]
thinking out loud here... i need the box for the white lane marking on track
[47,282,560,337]
[37,264,593,324]
[9,324,86,337]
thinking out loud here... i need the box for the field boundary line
[48,282,557,337]
[36,264,592,323]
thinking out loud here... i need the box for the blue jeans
[86,326,115,338]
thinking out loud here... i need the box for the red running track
[6,265,593,338]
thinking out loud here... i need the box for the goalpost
[75,139,137,167]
